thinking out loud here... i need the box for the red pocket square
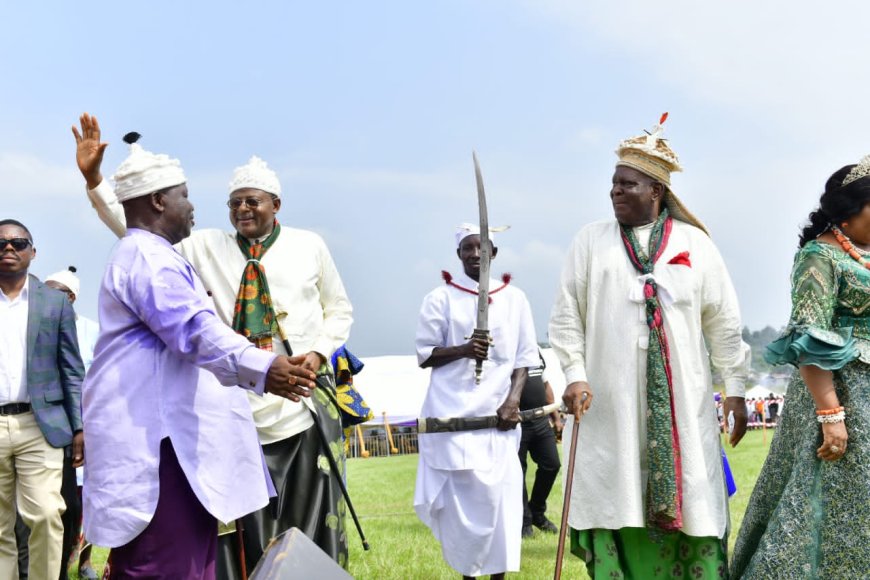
[668,251,691,267]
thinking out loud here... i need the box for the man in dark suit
[518,352,561,538]
[0,219,84,579]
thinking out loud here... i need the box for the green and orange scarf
[232,220,281,350]
[619,209,683,533]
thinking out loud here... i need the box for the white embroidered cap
[455,223,510,248]
[45,266,80,297]
[228,156,282,197]
[112,134,186,203]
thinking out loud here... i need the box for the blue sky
[4,1,870,355]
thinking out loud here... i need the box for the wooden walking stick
[235,519,248,580]
[383,412,398,454]
[554,393,587,580]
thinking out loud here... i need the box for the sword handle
[420,416,498,433]
[469,329,491,385]
[419,403,560,434]
[518,402,561,422]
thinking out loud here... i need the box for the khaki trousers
[0,411,65,580]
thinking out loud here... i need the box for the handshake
[264,353,324,402]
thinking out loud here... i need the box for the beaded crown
[842,155,870,187]
[614,114,708,236]
[616,113,682,186]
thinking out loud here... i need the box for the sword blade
[473,151,491,329]
[472,151,490,384]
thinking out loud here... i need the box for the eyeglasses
[227,198,267,210]
[0,238,32,251]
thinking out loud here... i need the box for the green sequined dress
[730,240,870,578]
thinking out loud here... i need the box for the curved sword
[472,151,490,384]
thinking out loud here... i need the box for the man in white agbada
[548,116,750,577]
[414,225,539,579]
[73,114,353,576]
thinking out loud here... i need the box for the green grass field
[70,430,772,579]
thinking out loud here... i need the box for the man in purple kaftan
[73,128,316,579]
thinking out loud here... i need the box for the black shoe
[521,524,535,538]
[532,516,558,534]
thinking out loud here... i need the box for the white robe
[548,219,748,539]
[414,271,539,576]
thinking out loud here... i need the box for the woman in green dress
[731,160,870,578]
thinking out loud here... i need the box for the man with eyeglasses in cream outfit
[73,113,353,577]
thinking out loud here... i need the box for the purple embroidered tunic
[82,229,275,547]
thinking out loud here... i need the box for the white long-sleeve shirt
[0,278,29,404]
[415,271,540,471]
[549,219,749,538]
[87,181,354,443]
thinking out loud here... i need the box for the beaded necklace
[831,225,870,269]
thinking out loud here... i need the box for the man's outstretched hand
[265,355,317,402]
[72,113,108,189]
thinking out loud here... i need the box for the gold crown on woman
[842,155,870,187]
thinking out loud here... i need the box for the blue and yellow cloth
[331,345,373,428]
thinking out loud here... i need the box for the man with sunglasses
[0,219,85,579]
[73,113,353,576]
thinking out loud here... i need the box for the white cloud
[565,127,605,152]
[531,0,870,142]
[275,164,471,202]
[0,153,80,199]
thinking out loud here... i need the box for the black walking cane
[282,336,370,551]
[554,393,588,580]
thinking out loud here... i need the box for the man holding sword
[414,220,540,580]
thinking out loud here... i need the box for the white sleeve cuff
[564,365,588,385]
[724,378,746,398]
[237,347,277,396]
[88,179,114,201]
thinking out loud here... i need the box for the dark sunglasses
[0,238,32,251]
[227,198,267,210]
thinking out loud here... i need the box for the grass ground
[70,430,772,579]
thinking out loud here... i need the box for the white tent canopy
[745,385,778,399]
[354,348,568,425]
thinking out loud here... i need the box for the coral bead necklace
[831,225,870,269]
